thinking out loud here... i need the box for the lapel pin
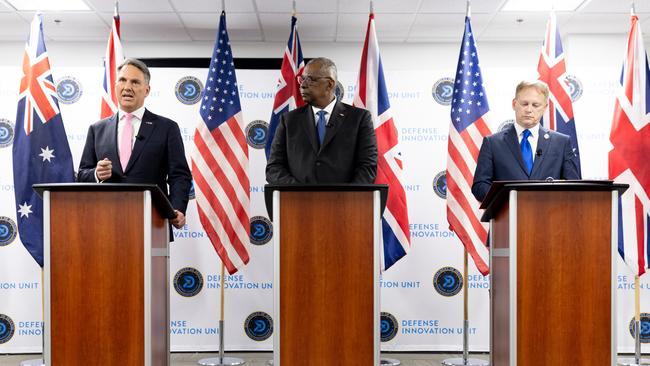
[339,113,345,117]
[145,121,153,125]
[544,133,549,139]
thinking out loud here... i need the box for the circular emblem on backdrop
[432,77,455,105]
[432,171,447,199]
[0,314,15,344]
[564,74,583,102]
[628,313,650,343]
[55,76,82,104]
[188,180,196,200]
[245,120,269,149]
[0,217,17,247]
[380,312,398,342]
[0,119,15,148]
[175,76,204,105]
[250,216,273,245]
[433,267,463,297]
[335,81,345,100]
[173,267,204,297]
[244,311,273,341]
[498,119,515,132]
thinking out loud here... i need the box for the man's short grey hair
[118,58,151,84]
[307,57,338,81]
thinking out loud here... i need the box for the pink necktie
[119,113,133,171]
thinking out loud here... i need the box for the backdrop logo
[0,217,17,247]
[175,76,203,105]
[0,119,14,148]
[0,314,15,344]
[335,81,345,100]
[55,76,82,104]
[432,171,447,199]
[628,313,650,343]
[433,267,463,297]
[565,74,583,102]
[432,77,455,105]
[244,311,273,341]
[498,119,514,132]
[250,216,272,245]
[245,120,269,149]
[173,267,203,297]
[188,180,196,200]
[380,312,398,342]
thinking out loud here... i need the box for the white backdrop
[0,52,647,353]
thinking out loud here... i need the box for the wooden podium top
[33,183,176,219]
[264,184,388,220]
[479,180,628,222]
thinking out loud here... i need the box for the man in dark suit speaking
[472,80,581,202]
[266,57,378,184]
[77,58,192,228]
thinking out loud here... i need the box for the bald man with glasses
[266,57,378,184]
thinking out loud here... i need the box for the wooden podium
[265,184,387,366]
[480,180,628,366]
[34,183,176,366]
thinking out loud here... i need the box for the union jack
[353,13,410,271]
[191,12,250,274]
[13,14,74,266]
[609,13,650,277]
[537,12,581,174]
[446,16,492,275]
[265,15,304,159]
[100,3,124,119]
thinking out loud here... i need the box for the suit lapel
[504,124,530,175]
[530,126,551,177]
[125,109,157,172]
[107,114,124,174]
[299,106,320,153]
[320,101,346,151]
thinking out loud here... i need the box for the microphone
[135,135,144,141]
[536,148,543,157]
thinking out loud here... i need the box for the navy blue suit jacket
[77,109,192,213]
[266,101,378,184]
[471,124,581,202]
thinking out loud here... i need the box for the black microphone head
[536,148,543,156]
[135,135,144,141]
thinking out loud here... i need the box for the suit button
[315,162,321,166]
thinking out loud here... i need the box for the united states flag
[100,4,124,119]
[537,12,581,174]
[12,14,74,267]
[265,15,304,159]
[192,12,250,274]
[353,13,410,271]
[446,16,492,276]
[609,13,650,277]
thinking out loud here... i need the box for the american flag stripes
[192,12,250,275]
[537,12,581,174]
[13,14,74,266]
[609,13,650,277]
[100,4,124,119]
[446,16,492,276]
[265,15,305,159]
[353,13,410,271]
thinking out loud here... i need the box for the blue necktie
[316,110,327,146]
[520,129,533,174]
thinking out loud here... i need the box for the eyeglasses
[296,75,333,85]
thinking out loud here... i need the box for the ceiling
[1,0,650,43]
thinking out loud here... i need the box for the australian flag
[13,14,74,267]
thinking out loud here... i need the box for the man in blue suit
[78,58,192,228]
[472,80,580,202]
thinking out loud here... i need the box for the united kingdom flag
[609,13,650,277]
[537,12,581,174]
[265,15,304,159]
[12,14,74,267]
[353,13,410,271]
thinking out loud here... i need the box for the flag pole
[19,271,45,366]
[635,275,641,364]
[292,0,296,15]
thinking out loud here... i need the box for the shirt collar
[514,121,540,138]
[119,106,145,121]
[311,97,337,117]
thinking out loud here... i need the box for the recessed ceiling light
[502,0,588,12]
[6,0,90,11]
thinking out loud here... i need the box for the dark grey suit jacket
[266,101,378,184]
[471,124,581,202]
[77,109,192,213]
